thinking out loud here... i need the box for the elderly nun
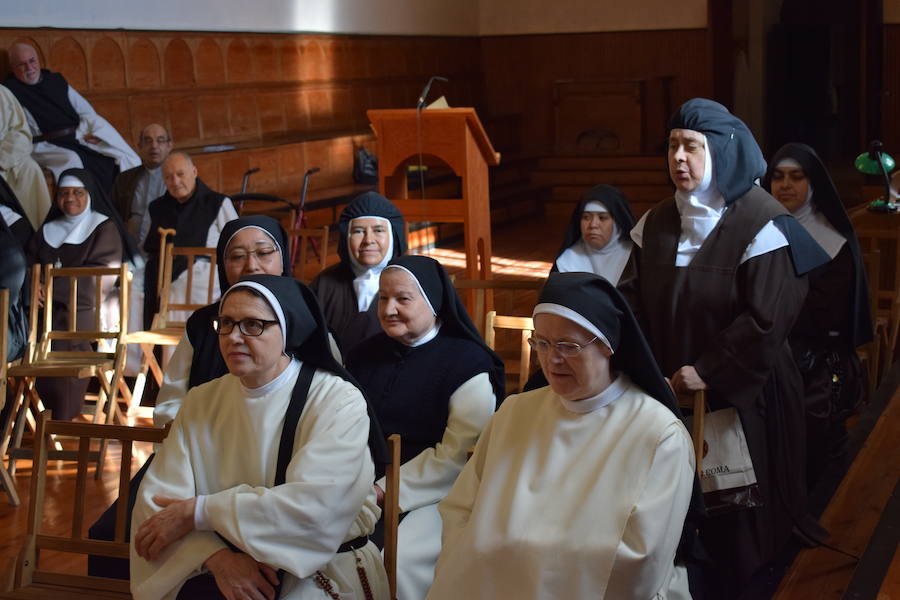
[311,191,406,354]
[131,275,389,600]
[428,272,698,599]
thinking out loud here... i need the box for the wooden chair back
[156,243,218,328]
[453,279,544,337]
[860,251,885,393]
[854,226,900,318]
[677,390,706,474]
[153,227,176,304]
[383,433,401,600]
[287,226,329,283]
[0,289,17,506]
[6,411,167,597]
[485,311,535,394]
[38,264,130,363]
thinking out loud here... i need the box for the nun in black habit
[26,167,140,421]
[310,191,406,354]
[552,183,635,284]
[621,98,830,596]
[763,142,873,485]
[429,272,701,599]
[0,215,28,363]
[346,254,504,600]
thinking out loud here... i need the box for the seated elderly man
[428,272,700,600]
[142,152,237,328]
[3,42,140,193]
[0,84,51,229]
[112,123,173,250]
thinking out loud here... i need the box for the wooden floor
[2,212,899,598]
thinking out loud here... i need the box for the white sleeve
[202,384,376,577]
[130,410,227,600]
[436,404,496,560]
[20,105,40,136]
[67,86,100,139]
[205,198,238,248]
[153,333,193,428]
[740,219,789,264]
[604,422,695,599]
[0,88,34,171]
[378,372,495,513]
[630,211,649,248]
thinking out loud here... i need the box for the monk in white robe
[429,272,698,600]
[132,275,389,600]
[0,84,51,228]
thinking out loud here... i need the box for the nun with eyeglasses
[131,274,389,600]
[428,272,698,600]
[346,254,504,600]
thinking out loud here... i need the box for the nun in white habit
[26,167,137,421]
[428,272,698,600]
[131,274,389,600]
[552,184,635,285]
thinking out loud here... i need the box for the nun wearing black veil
[131,275,389,600]
[311,191,406,354]
[552,184,635,285]
[763,142,873,485]
[346,255,504,600]
[622,99,830,596]
[428,272,697,600]
[25,167,140,421]
[0,214,28,363]
[154,215,293,426]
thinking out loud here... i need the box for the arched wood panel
[251,40,277,82]
[128,38,161,89]
[90,36,126,90]
[49,37,88,90]
[226,40,252,83]
[163,38,195,88]
[196,39,226,86]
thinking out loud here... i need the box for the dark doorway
[766,0,882,161]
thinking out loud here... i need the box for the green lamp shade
[855,151,896,175]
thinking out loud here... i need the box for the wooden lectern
[367,108,500,283]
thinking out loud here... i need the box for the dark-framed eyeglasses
[527,335,599,357]
[224,246,279,263]
[213,316,280,336]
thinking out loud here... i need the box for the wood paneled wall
[479,29,712,156]
[883,25,900,156]
[0,29,482,196]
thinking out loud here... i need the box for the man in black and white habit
[4,42,140,193]
[141,151,237,328]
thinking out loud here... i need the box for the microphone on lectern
[416,76,449,110]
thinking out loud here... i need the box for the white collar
[402,321,442,347]
[791,193,846,260]
[42,198,109,249]
[558,373,630,414]
[241,357,300,397]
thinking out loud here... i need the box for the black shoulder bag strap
[177,362,316,600]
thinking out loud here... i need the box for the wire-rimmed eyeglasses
[527,335,598,357]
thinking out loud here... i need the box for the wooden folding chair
[677,390,706,474]
[383,433,401,600]
[453,279,544,337]
[126,229,218,416]
[485,311,535,394]
[287,226,329,283]
[0,411,167,599]
[5,263,130,477]
[0,289,20,506]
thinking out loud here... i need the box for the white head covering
[42,174,109,249]
[348,215,394,312]
[673,137,725,266]
[532,302,613,353]
[776,157,846,259]
[555,200,632,284]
